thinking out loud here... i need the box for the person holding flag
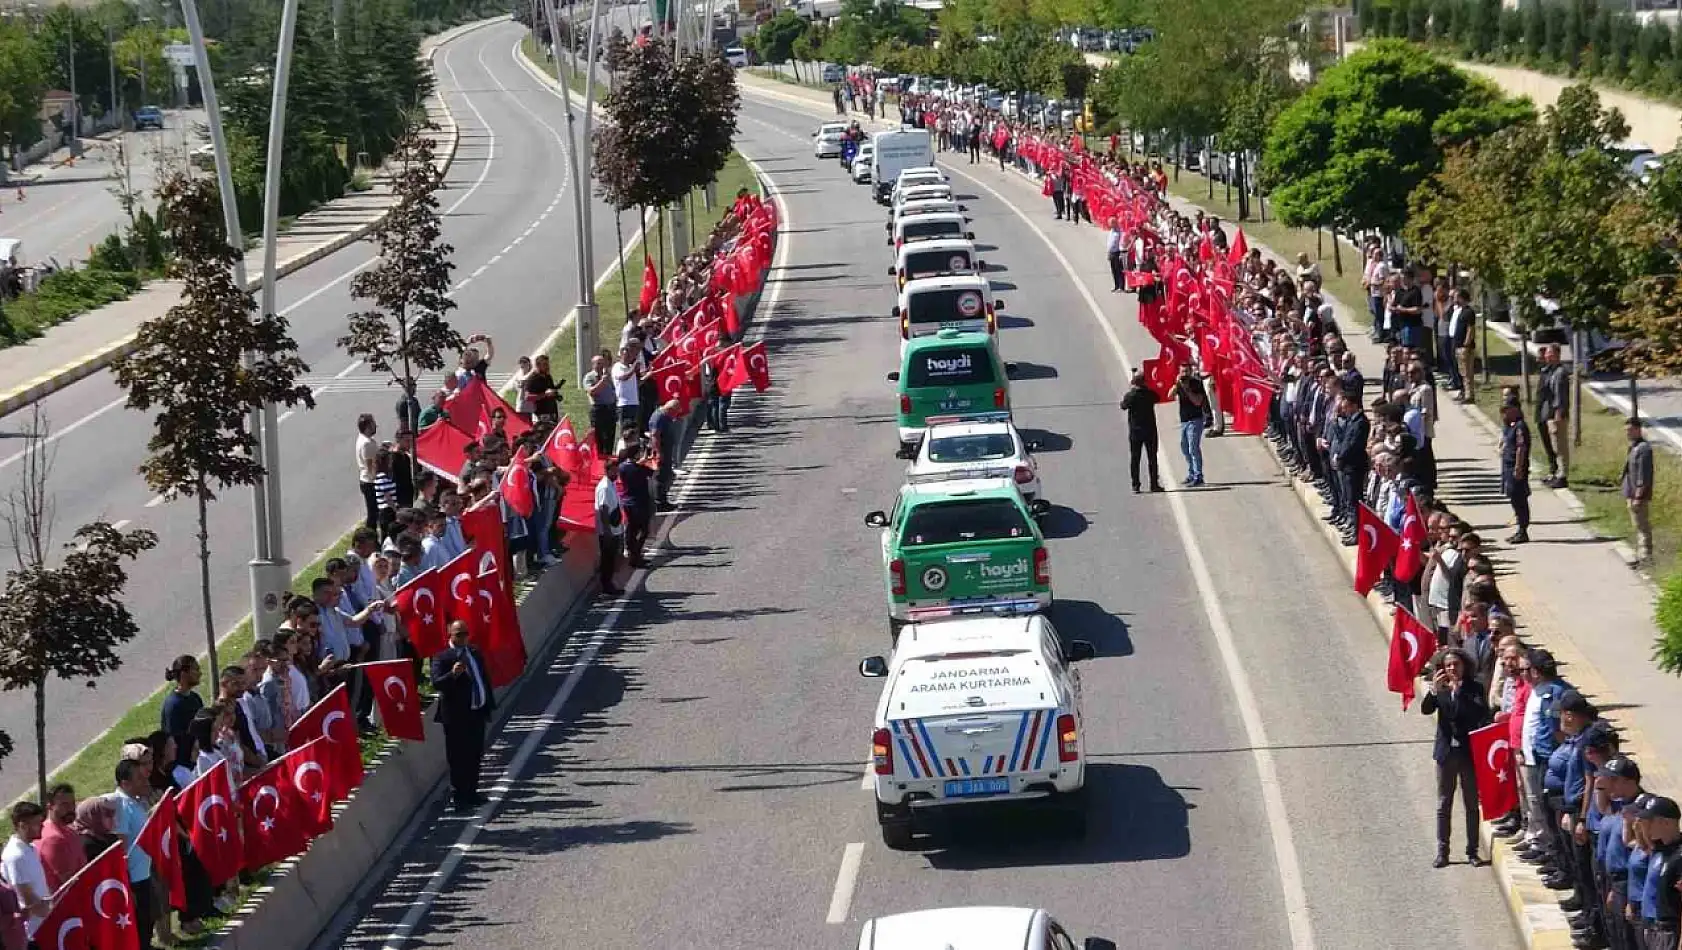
[1421,647,1491,868]
[112,758,159,947]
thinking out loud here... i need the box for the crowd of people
[0,188,778,950]
[834,74,1680,950]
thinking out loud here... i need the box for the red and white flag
[361,658,425,742]
[1231,377,1272,435]
[39,841,138,950]
[1353,504,1400,597]
[1393,492,1428,584]
[715,344,750,395]
[277,737,336,835]
[391,567,449,659]
[134,789,185,911]
[178,760,243,887]
[1470,721,1519,819]
[288,683,363,804]
[743,341,771,392]
[1386,607,1437,710]
[543,417,581,475]
[472,541,527,688]
[240,758,314,871]
[501,446,536,518]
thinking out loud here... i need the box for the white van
[895,274,1001,348]
[859,615,1095,849]
[723,47,749,68]
[889,211,970,252]
[870,129,935,203]
[889,237,985,287]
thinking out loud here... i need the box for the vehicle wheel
[889,617,905,646]
[879,819,915,850]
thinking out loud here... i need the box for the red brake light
[1033,546,1049,586]
[872,728,894,775]
[1014,465,1033,485]
[898,394,911,414]
[1056,714,1078,762]
[993,387,1007,409]
[890,558,906,595]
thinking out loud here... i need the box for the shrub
[1654,569,1682,674]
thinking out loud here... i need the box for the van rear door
[897,496,1041,609]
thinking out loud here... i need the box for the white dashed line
[825,843,865,924]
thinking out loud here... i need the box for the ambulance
[858,615,1094,849]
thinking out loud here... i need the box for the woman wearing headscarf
[72,797,119,864]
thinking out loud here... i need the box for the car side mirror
[1030,498,1052,517]
[864,510,889,527]
[888,265,896,276]
[886,371,900,382]
[1083,940,1117,950]
[966,231,976,240]
[885,222,892,231]
[959,204,968,211]
[993,299,1005,311]
[859,656,889,677]
[1005,362,1020,378]
[977,259,987,271]
[891,305,901,318]
[1024,439,1043,452]
[887,237,893,245]
[1065,639,1097,662]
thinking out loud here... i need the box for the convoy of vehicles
[869,129,935,202]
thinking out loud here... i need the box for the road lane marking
[933,156,1320,950]
[825,842,865,924]
[860,763,873,790]
[0,395,127,473]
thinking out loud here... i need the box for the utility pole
[105,25,118,120]
[549,0,595,387]
[255,0,302,635]
[66,20,79,151]
[579,0,602,362]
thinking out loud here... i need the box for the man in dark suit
[1421,647,1492,868]
[431,620,495,813]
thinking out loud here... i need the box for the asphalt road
[314,83,1527,948]
[1,110,205,268]
[0,21,637,800]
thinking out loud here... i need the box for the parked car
[132,106,164,131]
[822,63,845,83]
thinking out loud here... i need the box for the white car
[889,211,971,251]
[858,907,1116,950]
[890,198,963,232]
[859,614,1095,849]
[889,237,985,287]
[894,273,1002,349]
[893,166,948,199]
[852,141,876,183]
[889,183,954,215]
[814,122,848,158]
[907,419,1047,509]
[723,46,749,67]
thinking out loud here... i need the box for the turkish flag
[459,503,513,599]
[543,417,582,476]
[1386,607,1438,710]
[1141,350,1178,402]
[652,360,694,413]
[391,567,449,659]
[240,758,313,871]
[716,344,750,395]
[441,547,481,633]
[743,341,771,392]
[722,291,741,338]
[178,761,243,887]
[501,447,536,518]
[39,840,137,950]
[1470,721,1519,819]
[638,252,660,314]
[414,420,477,484]
[1232,376,1273,435]
[288,683,363,804]
[362,658,425,741]
[134,789,186,912]
[1393,492,1428,584]
[476,394,533,441]
[276,737,336,835]
[1353,503,1400,597]
[472,541,527,687]
[447,375,491,430]
[1227,227,1249,267]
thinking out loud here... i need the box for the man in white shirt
[2,802,51,940]
[611,343,644,436]
[595,467,625,597]
[355,413,380,529]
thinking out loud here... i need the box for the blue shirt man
[1524,673,1573,766]
[111,762,152,886]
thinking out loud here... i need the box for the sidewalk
[0,18,492,419]
[738,70,1681,950]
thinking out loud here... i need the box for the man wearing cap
[1544,692,1600,895]
[1500,392,1533,544]
[1571,724,1621,949]
[1637,796,1682,950]
[1594,757,1644,950]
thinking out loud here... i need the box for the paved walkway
[736,69,1682,950]
[0,23,478,416]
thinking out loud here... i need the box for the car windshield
[907,288,986,326]
[903,499,1031,545]
[906,346,995,386]
[904,219,962,241]
[905,249,970,279]
[927,432,1014,463]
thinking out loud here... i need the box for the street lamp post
[547,0,596,387]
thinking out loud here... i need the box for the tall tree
[593,41,738,217]
[1264,39,1529,238]
[342,126,463,424]
[0,408,155,802]
[0,21,47,156]
[111,173,314,685]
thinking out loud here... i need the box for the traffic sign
[165,44,195,67]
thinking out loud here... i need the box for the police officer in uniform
[1638,796,1682,950]
[1593,758,1645,950]
[1501,392,1533,544]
